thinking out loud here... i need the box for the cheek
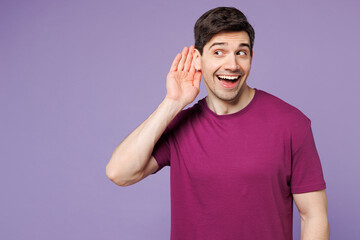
[240,60,252,72]
[202,61,221,74]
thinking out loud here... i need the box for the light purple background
[1,0,359,239]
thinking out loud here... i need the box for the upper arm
[143,155,160,176]
[122,156,159,186]
[293,189,328,220]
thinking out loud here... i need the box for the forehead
[205,31,250,49]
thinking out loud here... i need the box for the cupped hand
[165,45,202,106]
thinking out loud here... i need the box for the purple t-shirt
[152,88,326,240]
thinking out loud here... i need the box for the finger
[193,70,202,88]
[189,56,196,76]
[184,45,194,72]
[177,47,188,71]
[170,53,181,72]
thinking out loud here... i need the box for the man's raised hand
[165,45,202,106]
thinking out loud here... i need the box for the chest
[170,121,291,187]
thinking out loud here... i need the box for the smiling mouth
[216,75,241,83]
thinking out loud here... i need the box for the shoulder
[257,89,311,129]
[166,99,203,132]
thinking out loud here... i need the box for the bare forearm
[301,215,329,240]
[106,97,185,184]
[106,45,200,185]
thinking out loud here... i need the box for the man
[106,7,329,240]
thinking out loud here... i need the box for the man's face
[194,31,253,103]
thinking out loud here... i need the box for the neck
[205,85,255,115]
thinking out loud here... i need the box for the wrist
[162,97,187,116]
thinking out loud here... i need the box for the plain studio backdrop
[1,0,359,239]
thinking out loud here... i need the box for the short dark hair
[194,7,255,55]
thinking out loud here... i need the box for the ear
[193,48,202,70]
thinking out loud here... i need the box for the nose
[224,54,240,72]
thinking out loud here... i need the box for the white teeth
[217,75,240,80]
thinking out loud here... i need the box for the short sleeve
[291,122,326,194]
[151,128,171,174]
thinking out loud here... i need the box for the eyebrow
[208,42,251,50]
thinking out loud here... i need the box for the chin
[214,92,242,103]
[216,85,245,101]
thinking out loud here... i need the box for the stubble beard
[206,76,247,104]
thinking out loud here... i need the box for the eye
[237,50,247,56]
[214,50,223,56]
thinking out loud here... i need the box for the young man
[106,7,329,240]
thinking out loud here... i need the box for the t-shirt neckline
[199,88,260,120]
